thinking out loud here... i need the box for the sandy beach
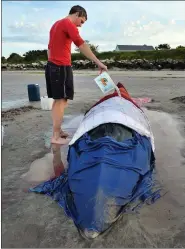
[2,70,185,247]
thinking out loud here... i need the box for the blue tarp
[30,131,161,234]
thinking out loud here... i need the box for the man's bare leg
[51,99,69,144]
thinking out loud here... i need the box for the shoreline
[2,69,185,77]
[2,70,185,112]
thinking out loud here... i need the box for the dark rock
[1,59,185,71]
[171,96,185,104]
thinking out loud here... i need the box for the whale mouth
[78,211,124,240]
[78,228,100,240]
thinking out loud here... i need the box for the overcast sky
[2,1,185,58]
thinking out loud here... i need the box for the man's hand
[96,61,108,74]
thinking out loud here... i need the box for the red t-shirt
[48,18,84,66]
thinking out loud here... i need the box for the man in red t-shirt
[45,5,107,145]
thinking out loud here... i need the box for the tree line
[2,43,185,64]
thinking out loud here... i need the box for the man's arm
[78,43,107,71]
[66,20,107,72]
[47,49,50,59]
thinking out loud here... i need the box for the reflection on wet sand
[21,115,84,191]
[52,144,66,177]
[21,143,68,190]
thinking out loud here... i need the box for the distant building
[115,45,154,52]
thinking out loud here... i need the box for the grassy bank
[2,48,185,65]
[72,49,185,61]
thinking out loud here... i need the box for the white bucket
[41,96,54,110]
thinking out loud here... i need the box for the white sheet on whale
[69,97,155,151]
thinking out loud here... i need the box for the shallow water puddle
[2,99,28,109]
[21,144,68,189]
[21,114,84,187]
[2,99,41,110]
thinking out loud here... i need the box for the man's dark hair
[69,5,87,20]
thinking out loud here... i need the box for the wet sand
[2,71,185,247]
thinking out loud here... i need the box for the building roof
[116,45,154,51]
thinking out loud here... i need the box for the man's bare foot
[51,137,70,145]
[60,130,69,138]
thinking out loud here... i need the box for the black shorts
[45,61,74,100]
